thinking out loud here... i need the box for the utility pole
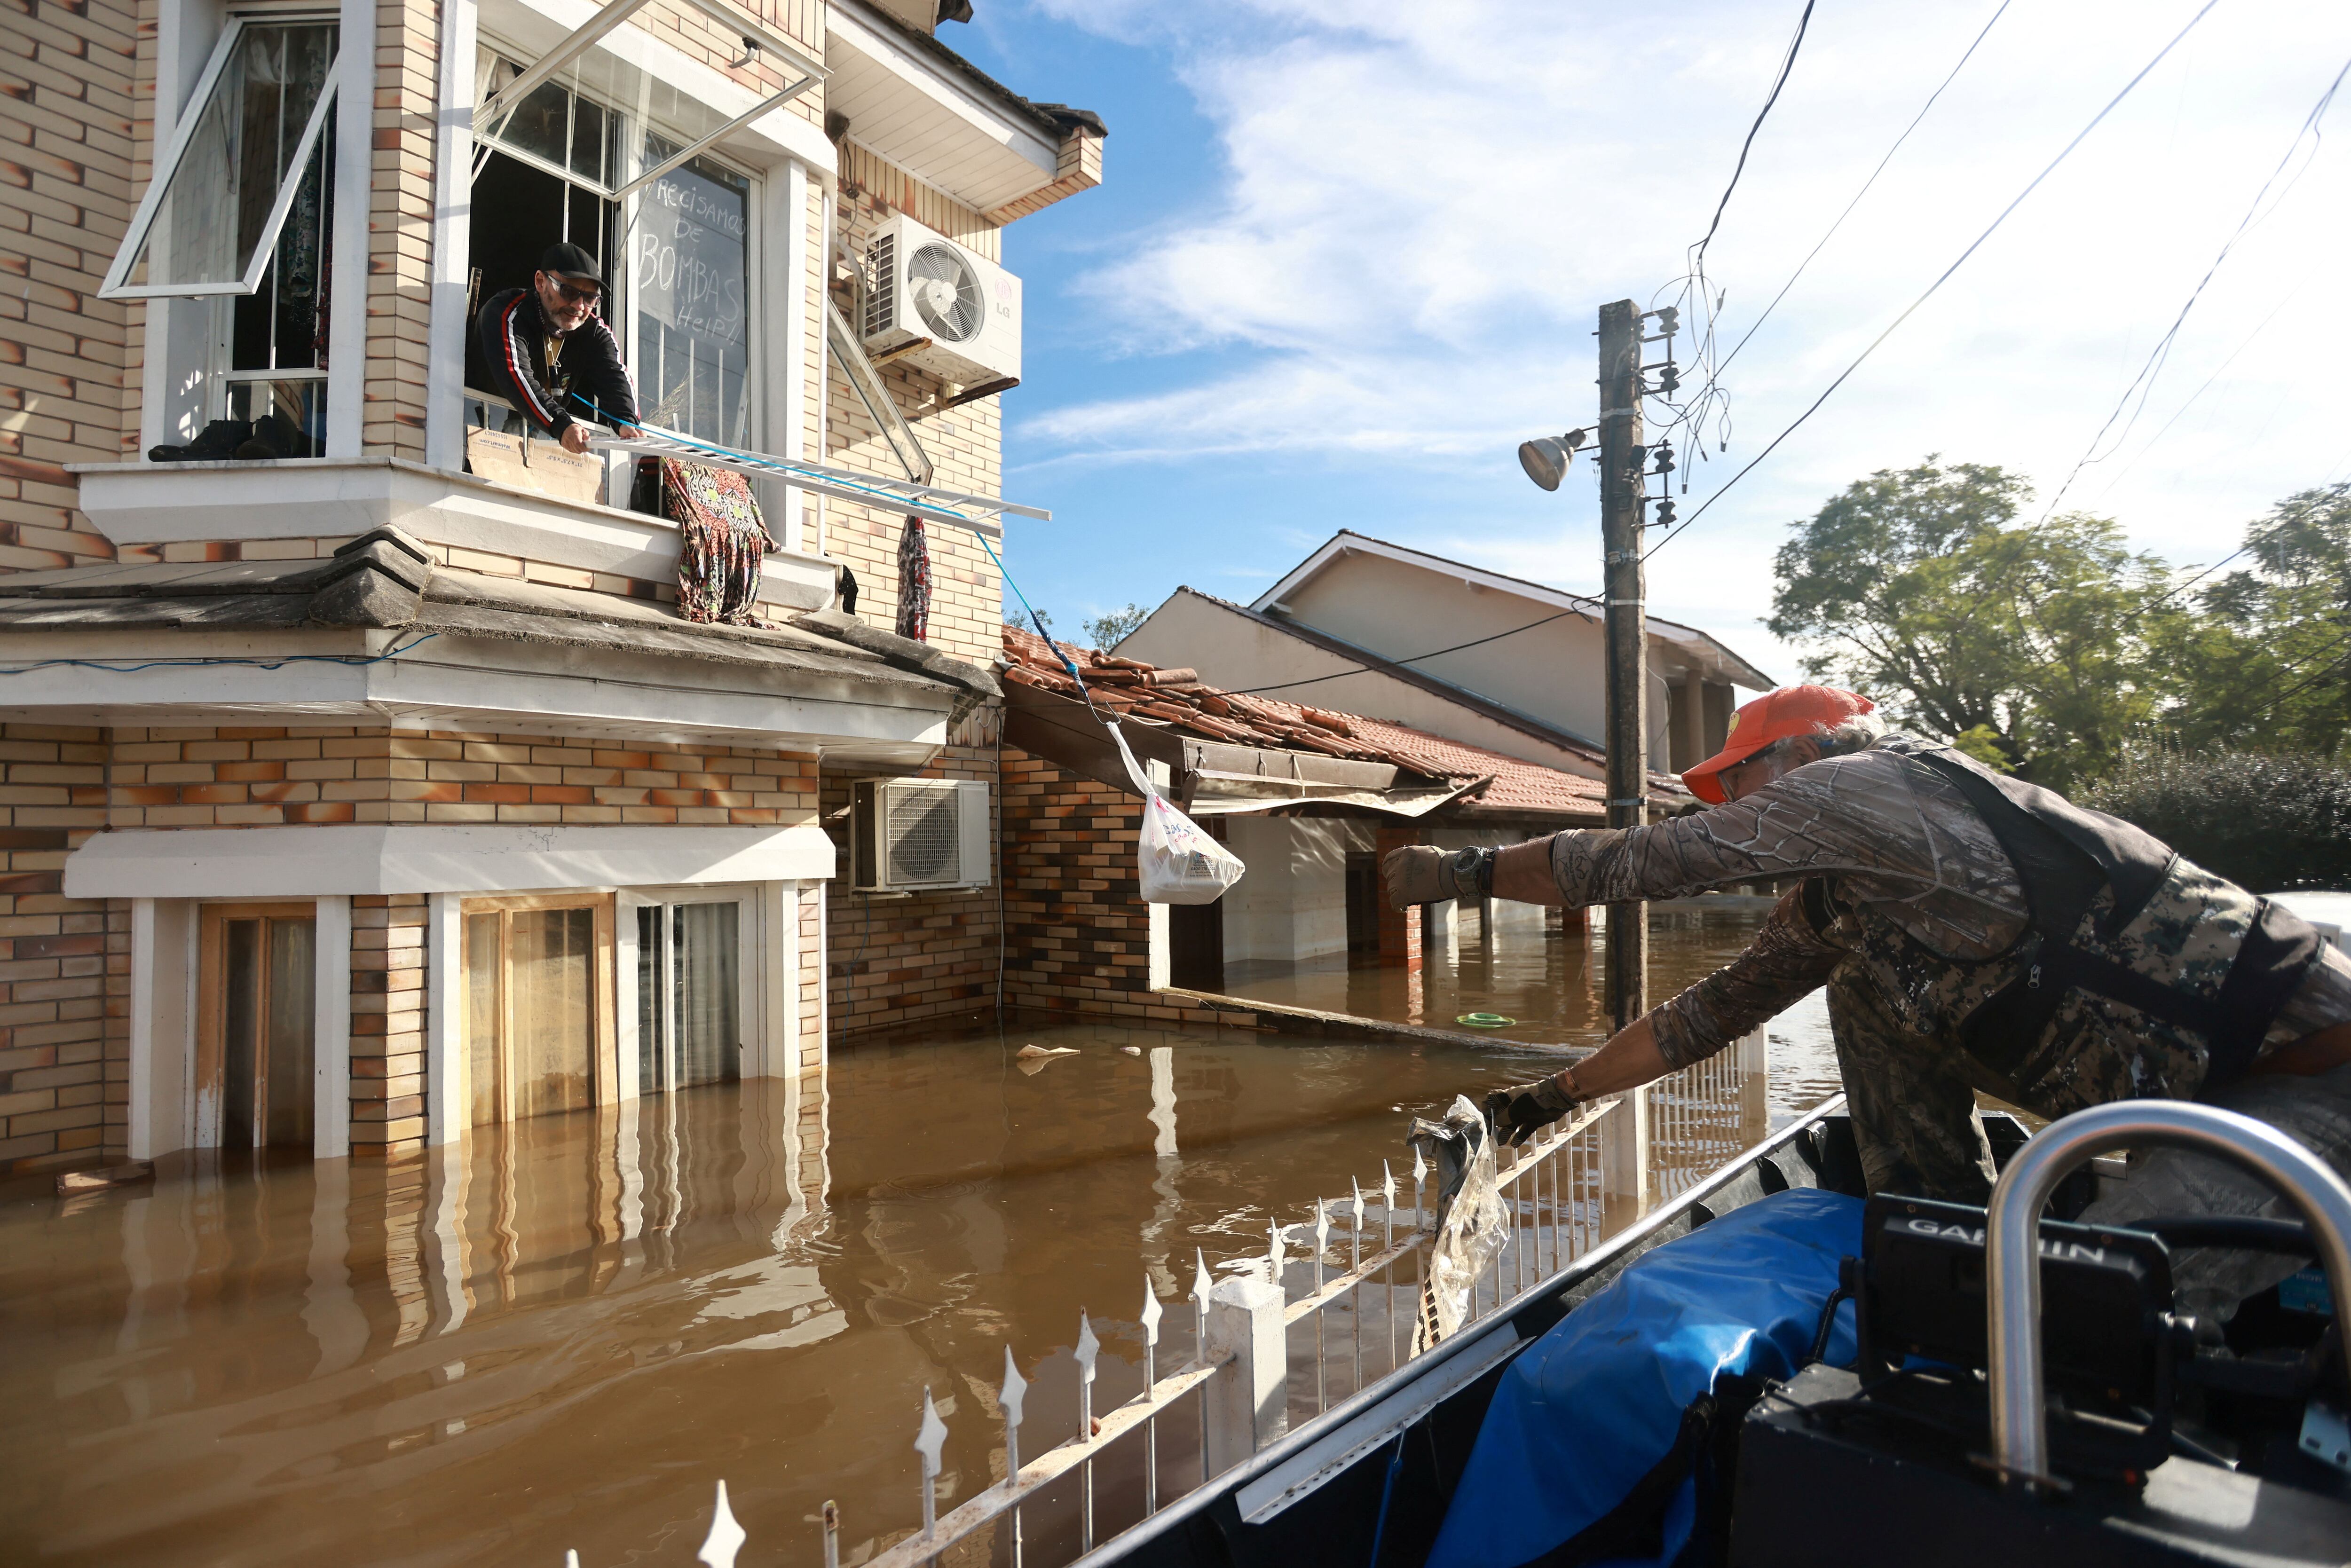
[1596,299,1648,1032]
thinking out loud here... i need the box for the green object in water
[1456,1012,1515,1028]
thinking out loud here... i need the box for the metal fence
[572,1032,1767,1567]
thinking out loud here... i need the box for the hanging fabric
[896,514,932,641]
[661,457,769,625]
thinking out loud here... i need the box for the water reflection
[1221,904,1842,1126]
[6,1021,1702,1566]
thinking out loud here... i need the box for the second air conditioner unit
[860,213,1022,387]
[851,778,992,892]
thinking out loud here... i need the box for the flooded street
[1221,904,1840,1126]
[0,913,1839,1567]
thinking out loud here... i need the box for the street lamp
[1516,429,1589,492]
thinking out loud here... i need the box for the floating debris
[1017,1045,1080,1059]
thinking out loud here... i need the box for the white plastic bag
[1106,720,1246,905]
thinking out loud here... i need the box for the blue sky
[945,1,2351,684]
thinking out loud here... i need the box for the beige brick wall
[105,725,819,827]
[363,0,439,462]
[351,892,426,1156]
[0,724,117,1173]
[825,145,1005,667]
[0,0,139,574]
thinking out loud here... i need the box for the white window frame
[470,42,768,473]
[99,14,343,301]
[616,882,767,1101]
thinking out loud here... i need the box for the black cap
[539,242,602,284]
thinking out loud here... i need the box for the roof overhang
[1253,531,1776,691]
[1003,681,1463,818]
[827,0,1063,213]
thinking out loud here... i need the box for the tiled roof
[1003,627,1644,822]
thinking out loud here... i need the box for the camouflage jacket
[1546,736,2351,1121]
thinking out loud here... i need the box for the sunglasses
[544,274,602,307]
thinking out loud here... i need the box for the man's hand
[1483,1072,1581,1147]
[1383,845,1456,907]
[560,422,592,455]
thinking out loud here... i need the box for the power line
[1643,0,2224,562]
[1713,0,2014,381]
[2035,53,2351,523]
[1650,0,1820,464]
[1690,0,1817,276]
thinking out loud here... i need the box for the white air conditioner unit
[850,778,992,891]
[860,213,1021,387]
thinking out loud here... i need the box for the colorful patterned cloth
[896,515,931,642]
[660,457,769,625]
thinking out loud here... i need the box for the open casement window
[197,904,317,1152]
[631,894,750,1094]
[102,18,340,300]
[461,895,617,1126]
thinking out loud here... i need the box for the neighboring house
[1000,628,1611,997]
[0,0,1101,1173]
[1117,531,1774,777]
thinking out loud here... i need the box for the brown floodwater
[1222,904,1841,1126]
[0,915,1839,1568]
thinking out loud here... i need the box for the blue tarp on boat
[1425,1188,1863,1568]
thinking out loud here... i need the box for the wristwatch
[1444,845,1496,899]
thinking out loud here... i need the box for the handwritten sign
[635,160,746,349]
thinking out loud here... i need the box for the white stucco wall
[1219,816,1377,965]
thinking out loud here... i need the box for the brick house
[0,0,1103,1173]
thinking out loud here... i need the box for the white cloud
[1012,0,2351,671]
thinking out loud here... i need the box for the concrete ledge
[63,822,835,898]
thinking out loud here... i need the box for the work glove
[1382,845,1491,908]
[1483,1072,1581,1148]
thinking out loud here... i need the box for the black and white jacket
[475,286,640,440]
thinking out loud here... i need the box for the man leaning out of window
[477,242,641,454]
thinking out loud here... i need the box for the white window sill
[65,456,837,613]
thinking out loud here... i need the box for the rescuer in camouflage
[1385,685,2351,1317]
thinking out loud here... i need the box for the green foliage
[2080,748,2351,893]
[1768,457,2169,789]
[1083,602,1151,649]
[1949,725,2015,773]
[2143,483,2351,757]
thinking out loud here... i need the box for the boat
[1077,1095,2351,1567]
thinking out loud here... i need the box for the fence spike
[1314,1199,1330,1261]
[696,1480,745,1568]
[1350,1176,1365,1224]
[1000,1346,1028,1474]
[1269,1215,1286,1285]
[1383,1159,1396,1210]
[916,1387,947,1539]
[566,1553,581,1568]
[1140,1273,1163,1348]
[1076,1309,1100,1392]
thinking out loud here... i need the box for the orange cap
[1680,685,1876,805]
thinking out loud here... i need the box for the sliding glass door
[198,904,317,1151]
[635,898,743,1093]
[461,895,615,1126]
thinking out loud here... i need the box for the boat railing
[589,1033,1768,1568]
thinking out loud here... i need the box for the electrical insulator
[1653,442,1675,475]
[1657,365,1680,394]
[1656,307,1680,333]
[1656,500,1677,528]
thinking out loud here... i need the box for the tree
[2145,483,2351,756]
[1083,603,1151,649]
[1768,458,2170,788]
[1003,601,1052,632]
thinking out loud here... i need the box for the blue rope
[971,529,1111,728]
[567,392,978,520]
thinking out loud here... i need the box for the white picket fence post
[1201,1270,1288,1475]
